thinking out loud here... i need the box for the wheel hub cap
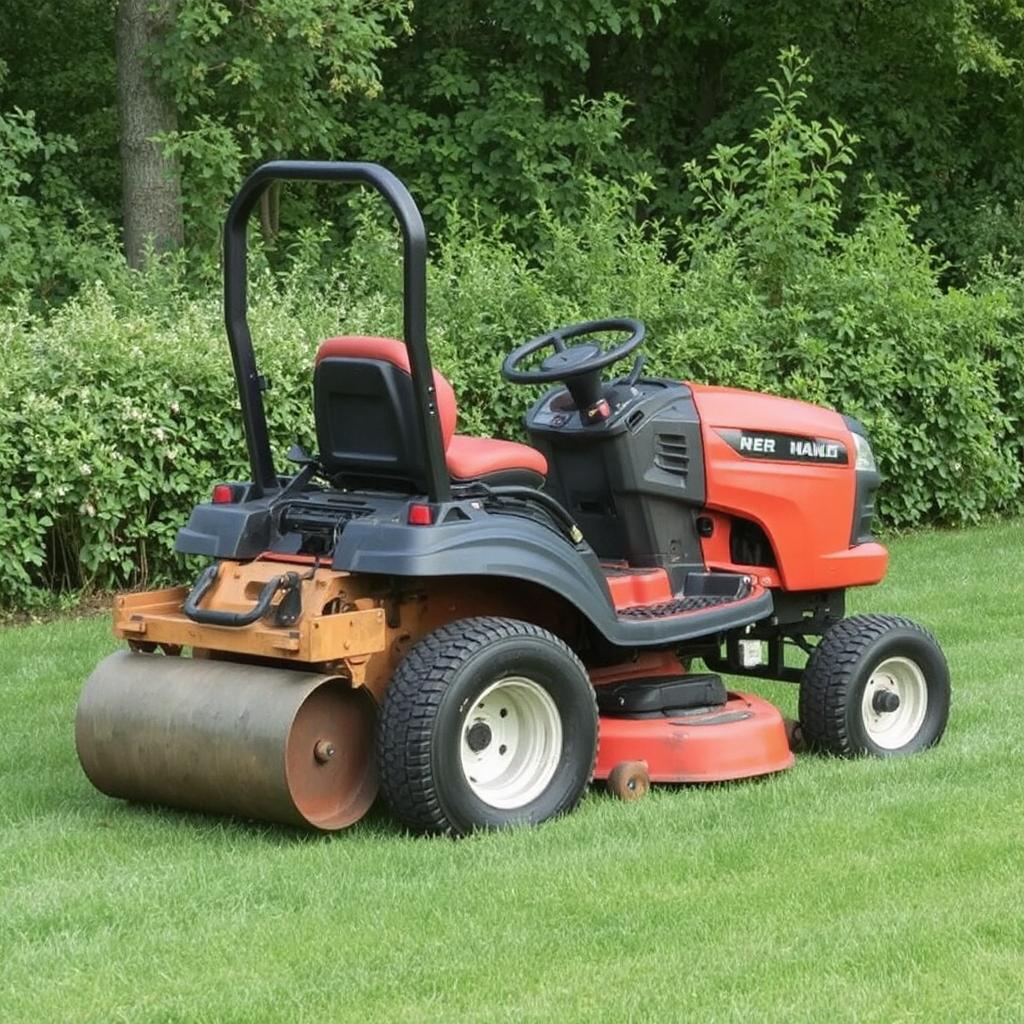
[872,689,901,714]
[861,656,928,750]
[459,676,563,810]
[466,722,492,753]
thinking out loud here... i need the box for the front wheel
[378,617,598,835]
[798,614,950,757]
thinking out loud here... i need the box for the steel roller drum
[75,650,378,830]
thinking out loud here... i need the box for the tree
[340,0,1024,270]
[151,0,412,254]
[116,0,184,268]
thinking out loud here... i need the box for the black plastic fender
[332,513,773,647]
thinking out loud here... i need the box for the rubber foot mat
[617,594,738,619]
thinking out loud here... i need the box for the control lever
[286,443,316,466]
[625,355,647,388]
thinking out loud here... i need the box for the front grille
[654,433,689,477]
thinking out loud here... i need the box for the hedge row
[2,181,1022,608]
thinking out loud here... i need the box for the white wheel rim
[459,676,563,810]
[861,656,929,750]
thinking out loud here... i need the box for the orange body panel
[689,384,888,591]
[601,567,674,609]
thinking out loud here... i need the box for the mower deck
[595,692,794,784]
[590,653,793,788]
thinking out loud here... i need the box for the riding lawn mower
[75,162,951,835]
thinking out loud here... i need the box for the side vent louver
[654,433,689,478]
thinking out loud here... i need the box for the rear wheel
[378,617,598,835]
[799,614,950,757]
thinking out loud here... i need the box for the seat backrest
[313,336,457,490]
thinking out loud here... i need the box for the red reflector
[407,503,434,525]
[211,484,234,504]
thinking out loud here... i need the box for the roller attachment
[75,651,377,830]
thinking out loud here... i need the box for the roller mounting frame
[113,559,573,701]
[116,563,386,664]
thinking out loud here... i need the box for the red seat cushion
[445,434,548,481]
[315,336,547,483]
[316,336,458,445]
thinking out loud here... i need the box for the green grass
[2,521,1023,1023]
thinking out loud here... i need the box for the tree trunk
[696,41,725,132]
[116,0,184,268]
[259,180,282,243]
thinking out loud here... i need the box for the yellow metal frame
[114,559,571,701]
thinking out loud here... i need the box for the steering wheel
[501,318,646,422]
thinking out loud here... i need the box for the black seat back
[314,356,436,491]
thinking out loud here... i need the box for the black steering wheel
[501,318,646,421]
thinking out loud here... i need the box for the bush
[1,49,1022,608]
[0,273,334,608]
[0,60,121,309]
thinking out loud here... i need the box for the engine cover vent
[654,433,689,477]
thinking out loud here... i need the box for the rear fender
[333,512,773,647]
[333,513,614,623]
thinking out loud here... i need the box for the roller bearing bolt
[314,739,336,763]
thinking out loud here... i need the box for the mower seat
[314,336,548,490]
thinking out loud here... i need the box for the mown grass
[1,521,1022,1023]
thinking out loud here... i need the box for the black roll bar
[223,160,451,502]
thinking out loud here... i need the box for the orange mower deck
[595,691,794,785]
[591,650,794,792]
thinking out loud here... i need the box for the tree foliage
[338,0,1024,267]
[151,0,411,250]
[0,61,118,304]
[4,0,1024,268]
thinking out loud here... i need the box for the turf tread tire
[378,616,597,836]
[798,613,949,757]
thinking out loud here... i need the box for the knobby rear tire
[377,617,598,836]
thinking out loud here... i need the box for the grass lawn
[1,520,1022,1023]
